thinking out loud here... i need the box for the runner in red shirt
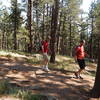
[42,40,48,53]
[41,36,50,71]
[74,40,88,79]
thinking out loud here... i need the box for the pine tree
[10,0,22,50]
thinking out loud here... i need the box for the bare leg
[44,60,48,67]
[42,59,45,68]
[77,69,84,76]
[75,69,84,78]
[42,53,50,71]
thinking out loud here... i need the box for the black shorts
[77,59,86,69]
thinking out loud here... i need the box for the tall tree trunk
[13,0,17,50]
[6,33,9,50]
[27,0,32,52]
[90,43,100,98]
[57,12,62,53]
[50,0,59,63]
[46,3,50,36]
[0,34,2,49]
[80,13,84,40]
[47,3,49,16]
[61,15,66,55]
[57,0,63,53]
[36,1,39,28]
[5,32,7,50]
[69,17,72,56]
[90,17,94,59]
[60,37,64,55]
[35,0,40,39]
[42,5,45,40]
[2,31,5,50]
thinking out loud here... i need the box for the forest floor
[0,51,97,100]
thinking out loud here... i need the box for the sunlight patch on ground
[6,72,26,80]
[56,55,73,62]
[0,96,20,100]
[0,51,26,58]
[33,54,43,60]
[4,63,16,66]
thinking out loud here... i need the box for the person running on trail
[41,36,50,72]
[74,40,88,79]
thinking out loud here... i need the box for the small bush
[17,90,47,100]
[0,80,9,94]
[8,87,19,96]
[6,54,12,58]
[0,80,47,100]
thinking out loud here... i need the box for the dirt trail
[0,56,95,100]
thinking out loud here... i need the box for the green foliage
[17,90,45,100]
[6,54,12,58]
[0,0,99,60]
[0,0,82,53]
[95,2,100,33]
[10,0,23,29]
[7,87,20,96]
[0,79,47,100]
[87,1,100,59]
[0,80,9,94]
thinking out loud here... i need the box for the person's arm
[41,44,44,53]
[74,47,79,62]
[74,55,77,62]
[48,42,51,55]
[41,41,45,53]
[85,52,89,58]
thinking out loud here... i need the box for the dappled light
[0,0,100,99]
[0,51,96,100]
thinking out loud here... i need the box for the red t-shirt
[42,40,48,53]
[75,45,87,59]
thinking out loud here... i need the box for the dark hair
[46,36,51,40]
[80,40,85,43]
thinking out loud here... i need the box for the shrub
[0,80,9,94]
[17,90,47,100]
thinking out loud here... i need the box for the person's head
[80,40,85,46]
[45,36,51,41]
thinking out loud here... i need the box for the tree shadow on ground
[0,56,94,100]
